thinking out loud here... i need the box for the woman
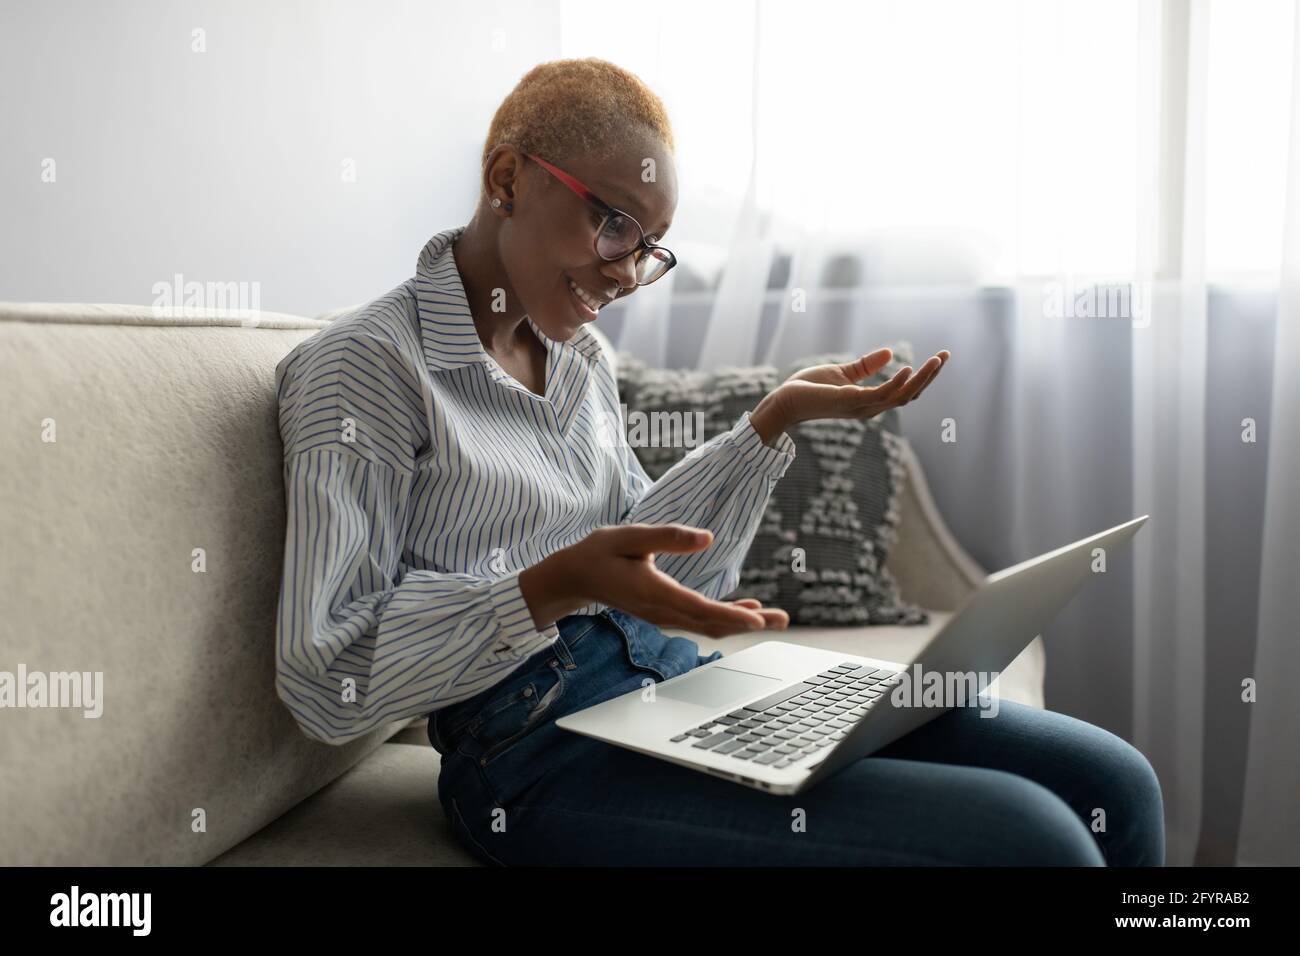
[273,58,1164,866]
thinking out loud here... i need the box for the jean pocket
[604,609,670,681]
[606,608,708,684]
[469,660,568,765]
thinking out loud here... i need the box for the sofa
[0,302,1045,866]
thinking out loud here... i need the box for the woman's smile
[565,274,608,321]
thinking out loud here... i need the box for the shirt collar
[413,225,605,374]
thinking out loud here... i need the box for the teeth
[568,278,602,311]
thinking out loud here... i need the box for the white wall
[0,0,562,315]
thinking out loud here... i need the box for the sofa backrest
[0,303,414,865]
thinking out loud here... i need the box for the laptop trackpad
[655,666,783,709]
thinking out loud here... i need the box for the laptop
[556,515,1147,795]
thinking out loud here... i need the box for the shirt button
[522,686,533,698]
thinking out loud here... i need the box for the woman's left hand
[749,347,950,444]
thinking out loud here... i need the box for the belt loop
[550,632,577,670]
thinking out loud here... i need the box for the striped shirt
[273,225,796,744]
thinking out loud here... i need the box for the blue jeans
[427,608,1165,866]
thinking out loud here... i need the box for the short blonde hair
[482,58,675,169]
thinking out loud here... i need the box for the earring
[490,197,501,208]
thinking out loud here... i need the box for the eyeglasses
[523,152,676,287]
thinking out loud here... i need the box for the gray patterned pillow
[615,348,928,626]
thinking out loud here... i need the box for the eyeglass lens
[596,214,672,284]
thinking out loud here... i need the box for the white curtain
[562,0,1300,865]
[1130,0,1208,870]
[1238,2,1300,867]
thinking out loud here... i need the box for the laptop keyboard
[669,662,902,769]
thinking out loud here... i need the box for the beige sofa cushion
[208,742,476,866]
[0,304,413,865]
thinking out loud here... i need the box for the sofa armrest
[886,441,984,612]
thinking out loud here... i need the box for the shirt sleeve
[273,331,558,745]
[618,409,796,600]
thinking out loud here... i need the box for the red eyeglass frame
[522,151,676,285]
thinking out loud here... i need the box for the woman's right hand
[518,523,789,638]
